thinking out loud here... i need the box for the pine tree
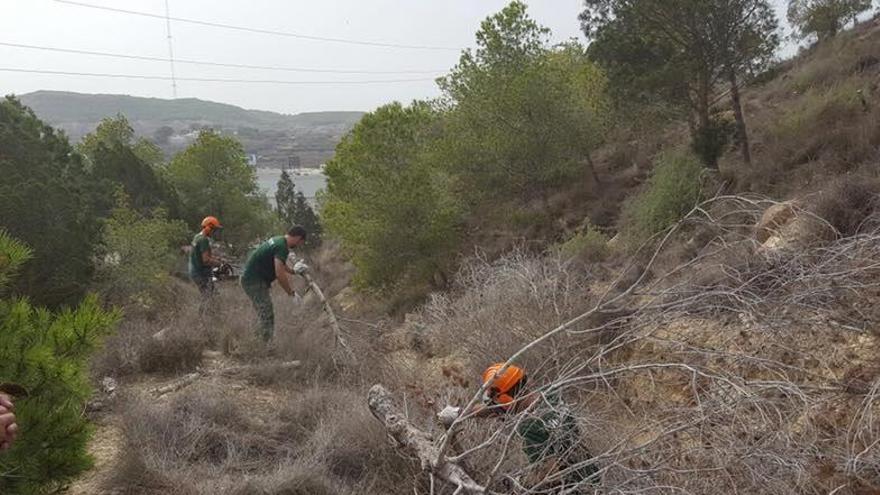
[276,169,322,250]
[0,96,105,307]
[0,230,119,494]
[275,168,298,226]
[292,190,323,250]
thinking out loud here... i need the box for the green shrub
[95,190,188,309]
[558,223,610,262]
[0,230,120,494]
[691,116,734,169]
[621,151,704,247]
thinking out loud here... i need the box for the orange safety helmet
[482,363,526,410]
[201,216,223,233]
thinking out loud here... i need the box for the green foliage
[581,0,779,167]
[323,102,462,290]
[558,223,610,262]
[90,143,182,219]
[95,191,188,308]
[326,2,611,290]
[691,116,735,169]
[165,130,274,252]
[621,151,704,245]
[0,233,119,494]
[0,231,32,293]
[78,114,164,168]
[276,170,323,251]
[0,96,104,307]
[440,2,609,199]
[788,0,872,41]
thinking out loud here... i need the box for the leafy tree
[581,0,779,167]
[0,230,119,494]
[165,130,274,251]
[440,1,609,199]
[78,115,182,220]
[788,0,872,41]
[276,169,323,250]
[0,96,103,307]
[95,190,188,308]
[78,114,164,167]
[708,0,779,165]
[90,143,182,219]
[323,102,462,289]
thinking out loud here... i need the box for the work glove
[437,405,462,427]
[293,261,310,275]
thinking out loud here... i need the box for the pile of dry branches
[371,196,880,494]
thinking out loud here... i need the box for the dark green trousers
[241,278,274,341]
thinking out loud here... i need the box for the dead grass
[112,381,414,495]
[811,175,880,236]
[93,301,208,378]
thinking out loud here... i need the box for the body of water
[256,168,326,206]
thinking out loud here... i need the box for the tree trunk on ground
[728,68,751,166]
[367,385,489,494]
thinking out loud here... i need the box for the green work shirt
[242,236,289,284]
[189,232,212,278]
[516,397,600,484]
[517,403,580,463]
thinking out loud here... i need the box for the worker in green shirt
[439,363,600,491]
[240,226,307,341]
[189,216,224,312]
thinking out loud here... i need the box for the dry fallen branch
[151,361,301,397]
[368,385,493,495]
[398,195,880,494]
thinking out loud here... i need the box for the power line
[163,0,177,97]
[0,66,436,85]
[52,0,462,51]
[0,41,446,75]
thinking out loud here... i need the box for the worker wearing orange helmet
[189,216,224,307]
[440,363,600,490]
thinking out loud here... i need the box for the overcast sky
[2,0,796,115]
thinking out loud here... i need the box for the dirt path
[64,416,124,495]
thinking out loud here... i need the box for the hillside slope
[64,17,880,495]
[17,91,364,167]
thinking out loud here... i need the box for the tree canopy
[581,0,779,167]
[788,0,872,41]
[165,130,273,251]
[323,102,462,290]
[0,96,104,307]
[441,1,609,198]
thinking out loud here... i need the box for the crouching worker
[440,363,600,491]
[240,226,307,342]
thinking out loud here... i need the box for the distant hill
[17,91,364,168]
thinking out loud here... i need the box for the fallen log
[152,372,200,397]
[368,384,488,494]
[151,361,300,397]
